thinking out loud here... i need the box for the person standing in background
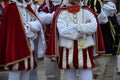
[114,0,120,75]
[45,0,101,80]
[85,0,117,80]
[29,0,44,80]
[0,0,46,80]
[37,0,63,80]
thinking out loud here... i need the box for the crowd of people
[0,0,120,80]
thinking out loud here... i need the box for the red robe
[46,6,105,57]
[0,3,37,70]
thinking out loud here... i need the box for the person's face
[68,0,80,5]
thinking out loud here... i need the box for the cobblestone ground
[0,56,120,80]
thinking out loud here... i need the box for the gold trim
[17,6,33,54]
[98,0,104,6]
[93,0,104,15]
[102,54,112,56]
[109,19,116,41]
[94,0,97,14]
[5,55,31,66]
[96,51,105,54]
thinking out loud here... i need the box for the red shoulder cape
[0,3,32,67]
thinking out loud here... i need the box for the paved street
[0,60,66,80]
[0,56,120,80]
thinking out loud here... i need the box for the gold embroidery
[109,19,116,41]
[79,9,85,47]
[79,39,85,47]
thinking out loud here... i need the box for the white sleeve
[101,1,117,17]
[38,11,54,24]
[98,9,108,24]
[79,10,97,34]
[57,11,81,40]
[27,20,42,32]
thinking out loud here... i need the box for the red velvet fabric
[45,8,63,57]
[0,3,31,66]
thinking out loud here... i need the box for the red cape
[82,6,105,54]
[0,3,36,67]
[46,6,105,57]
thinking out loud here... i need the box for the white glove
[24,23,36,39]
[98,9,108,24]
[102,1,117,17]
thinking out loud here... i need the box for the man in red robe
[46,0,105,80]
[0,0,45,80]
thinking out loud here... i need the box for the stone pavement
[0,60,66,80]
[0,56,120,80]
